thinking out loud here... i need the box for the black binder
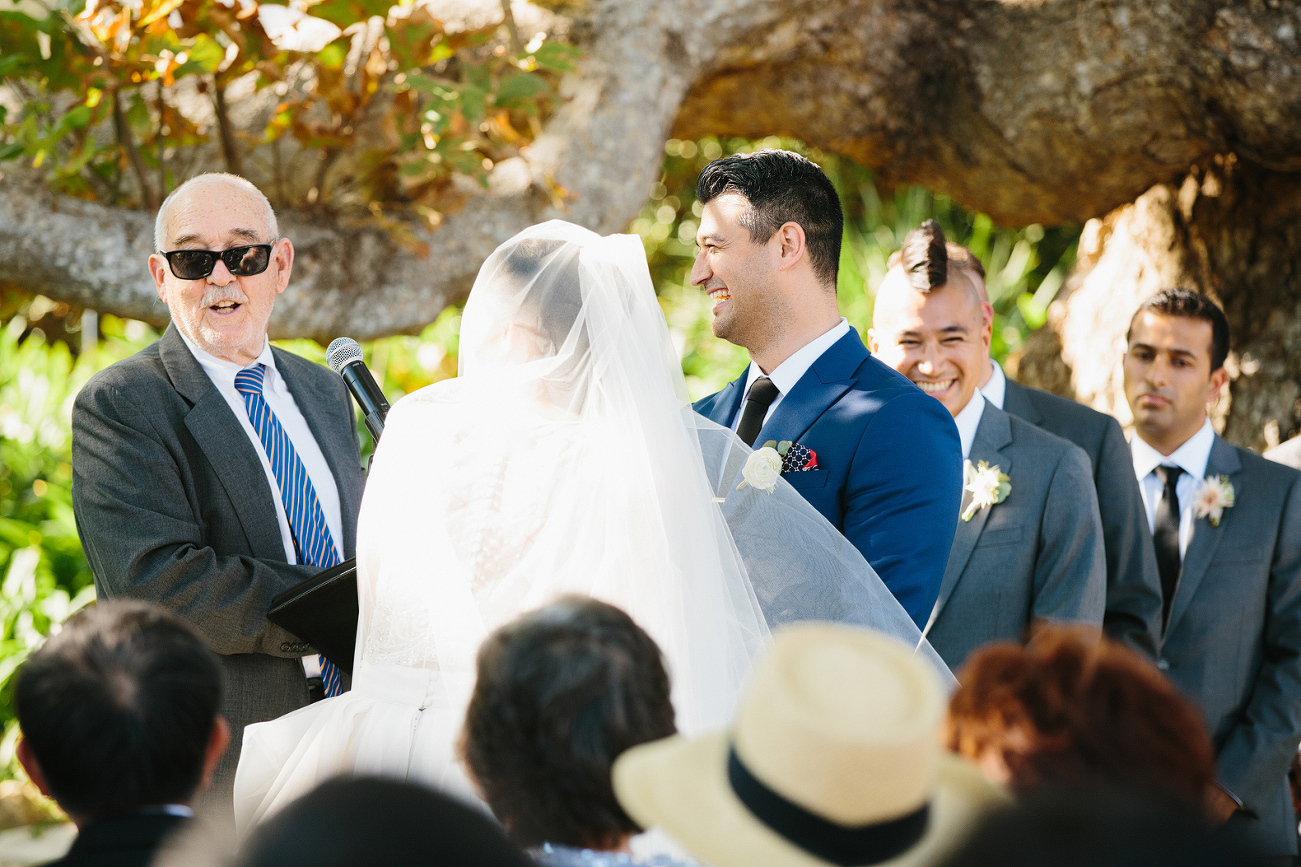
[267,558,358,675]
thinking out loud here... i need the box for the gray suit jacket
[71,324,366,790]
[1002,378,1162,657]
[1154,435,1301,856]
[926,403,1106,671]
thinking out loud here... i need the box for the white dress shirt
[952,390,987,461]
[1131,419,1215,559]
[980,360,1007,410]
[734,318,852,432]
[177,330,345,566]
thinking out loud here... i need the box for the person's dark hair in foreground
[15,600,227,821]
[937,786,1260,867]
[234,777,534,867]
[947,625,1215,811]
[462,595,677,851]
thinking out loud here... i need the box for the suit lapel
[927,406,1015,631]
[276,347,362,557]
[1164,435,1240,637]
[160,325,290,562]
[756,330,866,445]
[699,373,747,428]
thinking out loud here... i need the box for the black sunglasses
[161,243,275,280]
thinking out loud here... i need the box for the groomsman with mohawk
[869,221,1105,670]
[943,243,1164,657]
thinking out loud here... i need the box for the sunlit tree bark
[2,0,1298,441]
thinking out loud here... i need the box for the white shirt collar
[176,327,279,385]
[743,318,851,397]
[1131,418,1216,484]
[953,389,987,460]
[980,360,1007,410]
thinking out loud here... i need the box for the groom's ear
[773,222,806,272]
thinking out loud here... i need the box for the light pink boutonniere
[1193,475,1235,527]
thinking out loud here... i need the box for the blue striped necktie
[234,363,344,698]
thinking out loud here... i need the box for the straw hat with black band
[612,623,1010,867]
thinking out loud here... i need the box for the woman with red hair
[947,625,1215,811]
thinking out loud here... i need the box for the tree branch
[4,0,1300,338]
[213,79,244,177]
[112,89,158,212]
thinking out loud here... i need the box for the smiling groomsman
[870,221,1105,671]
[71,173,366,795]
[690,151,962,628]
[1123,289,1301,858]
[942,245,1163,658]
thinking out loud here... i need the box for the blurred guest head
[936,785,1258,867]
[461,595,677,851]
[15,600,228,824]
[870,220,993,418]
[235,777,534,867]
[946,625,1214,809]
[613,623,1009,867]
[1124,289,1231,456]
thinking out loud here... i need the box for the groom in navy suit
[690,150,962,627]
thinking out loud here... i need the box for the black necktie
[1153,465,1184,628]
[736,377,780,447]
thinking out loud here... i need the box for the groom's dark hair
[14,600,222,819]
[463,595,676,849]
[697,149,843,290]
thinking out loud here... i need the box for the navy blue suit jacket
[694,329,963,627]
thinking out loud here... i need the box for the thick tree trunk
[2,0,1300,434]
[1018,158,1301,452]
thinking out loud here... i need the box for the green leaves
[0,0,579,217]
[528,41,580,74]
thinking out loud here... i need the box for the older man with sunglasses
[70,173,366,807]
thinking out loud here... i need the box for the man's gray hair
[154,173,279,252]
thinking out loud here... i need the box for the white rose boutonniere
[738,446,783,493]
[1193,475,1235,527]
[961,459,1011,521]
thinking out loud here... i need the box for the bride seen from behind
[233,220,950,831]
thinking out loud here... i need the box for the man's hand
[1204,782,1240,827]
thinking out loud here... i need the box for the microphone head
[326,337,363,373]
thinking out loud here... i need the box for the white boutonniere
[1193,475,1235,527]
[961,459,1011,521]
[738,446,783,493]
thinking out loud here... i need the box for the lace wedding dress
[233,221,950,830]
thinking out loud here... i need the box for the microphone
[326,337,390,443]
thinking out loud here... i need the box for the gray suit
[926,403,1106,671]
[1002,378,1163,657]
[1153,436,1301,857]
[71,324,366,789]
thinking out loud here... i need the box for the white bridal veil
[235,220,950,830]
